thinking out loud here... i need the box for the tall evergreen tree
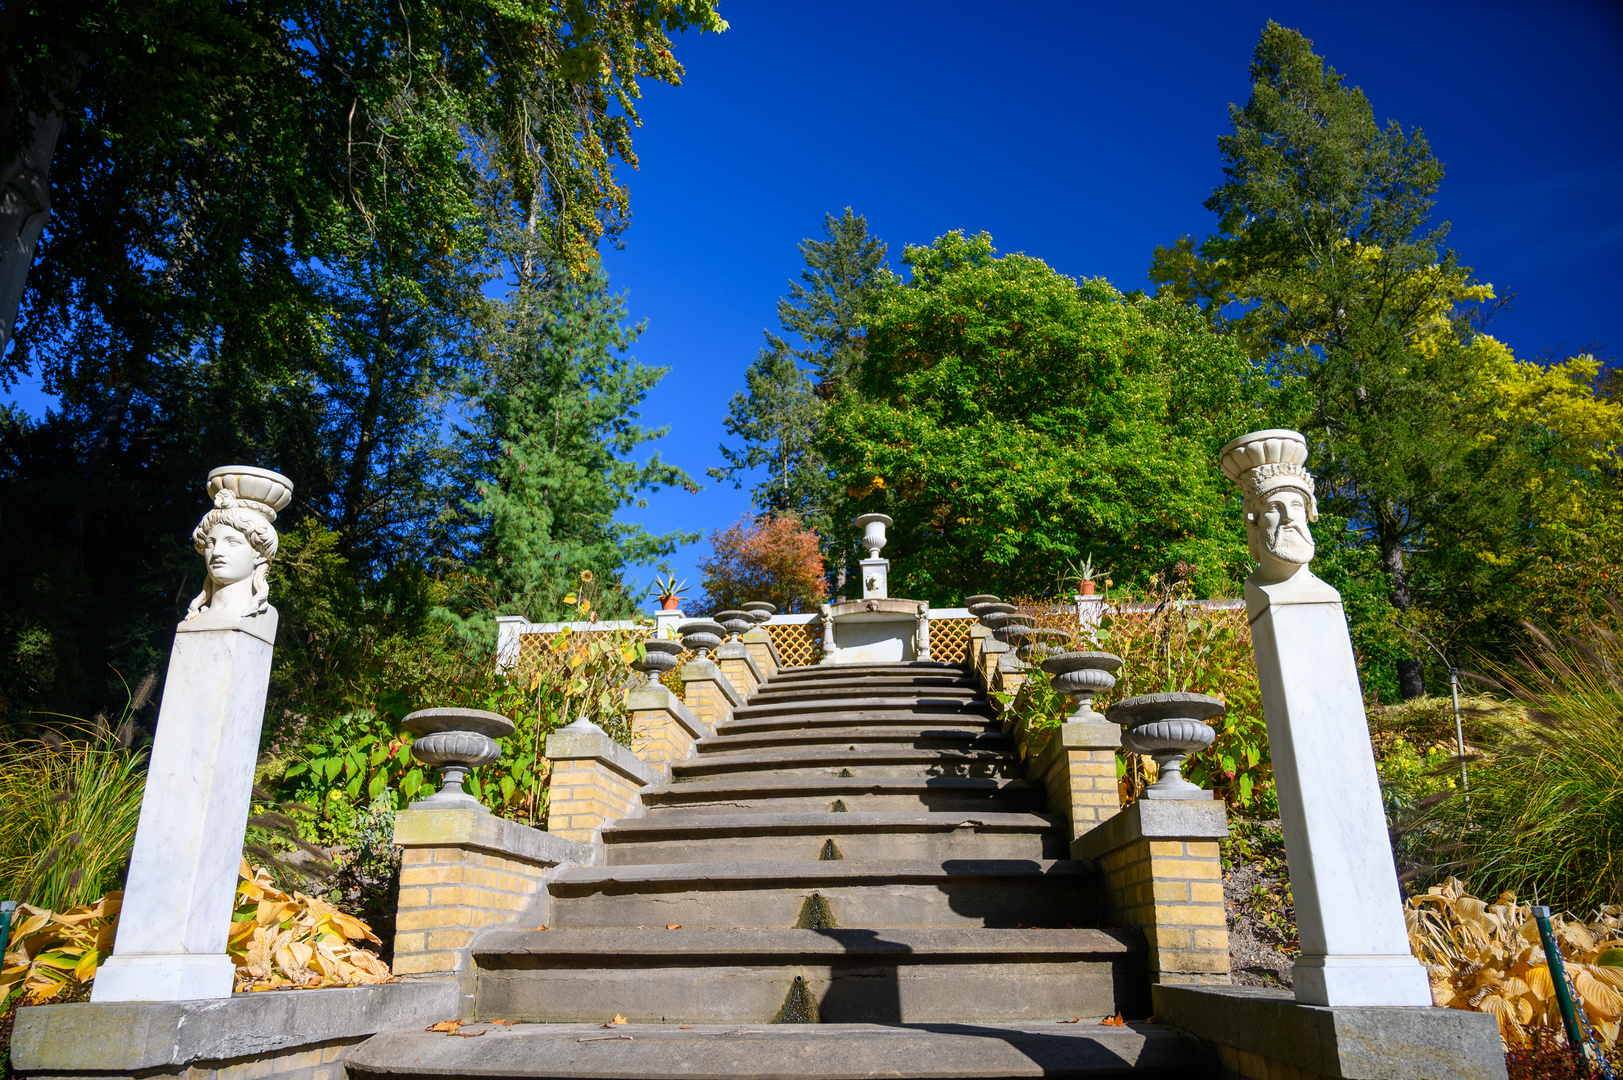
[712,209,888,587]
[1150,22,1523,699]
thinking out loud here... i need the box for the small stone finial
[1220,429,1320,585]
[185,465,294,626]
[853,513,893,560]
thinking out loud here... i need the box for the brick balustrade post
[543,718,663,846]
[680,658,744,730]
[715,642,766,700]
[391,807,590,977]
[626,682,708,769]
[1074,800,1231,986]
[1029,721,1123,843]
[741,627,780,681]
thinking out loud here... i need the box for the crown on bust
[1219,429,1314,495]
[206,465,294,522]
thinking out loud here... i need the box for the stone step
[468,928,1146,1024]
[599,811,1064,864]
[346,1021,1206,1080]
[696,727,1014,756]
[638,776,1043,815]
[670,746,1020,781]
[769,661,967,680]
[748,684,983,706]
[716,712,1003,740]
[730,696,995,721]
[545,859,1098,929]
[752,673,979,696]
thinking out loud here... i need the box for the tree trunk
[1378,532,1427,699]
[0,109,64,356]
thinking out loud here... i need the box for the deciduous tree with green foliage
[826,230,1261,604]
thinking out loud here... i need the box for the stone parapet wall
[391,807,590,976]
[10,982,459,1080]
[1075,800,1231,985]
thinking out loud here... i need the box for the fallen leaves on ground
[1101,1013,1126,1026]
[428,1020,463,1033]
[666,924,681,929]
[231,858,392,992]
[0,893,121,1003]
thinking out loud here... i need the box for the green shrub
[0,734,146,911]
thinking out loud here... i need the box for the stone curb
[625,684,707,741]
[392,807,591,866]
[1072,798,1228,863]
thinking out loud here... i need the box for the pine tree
[711,209,888,585]
[442,265,697,642]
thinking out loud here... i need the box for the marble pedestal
[1246,571,1431,1008]
[92,613,277,1002]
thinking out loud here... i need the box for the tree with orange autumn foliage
[696,515,826,614]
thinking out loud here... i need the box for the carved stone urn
[1013,626,1072,662]
[402,707,514,810]
[853,513,893,559]
[1108,692,1226,800]
[634,639,685,685]
[742,601,776,625]
[713,610,755,641]
[964,594,1002,614]
[973,602,1017,626]
[678,619,725,658]
[1040,651,1123,722]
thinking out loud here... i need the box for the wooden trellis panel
[765,621,823,668]
[929,617,975,665]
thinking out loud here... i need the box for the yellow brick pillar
[626,682,707,767]
[680,658,743,730]
[1029,721,1123,843]
[1074,799,1230,985]
[543,717,663,845]
[391,807,590,977]
[741,627,780,681]
[715,642,765,699]
[968,624,992,687]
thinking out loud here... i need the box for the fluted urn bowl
[1040,651,1123,720]
[1108,692,1225,800]
[207,465,294,519]
[1219,428,1309,483]
[993,619,1036,646]
[974,603,1017,626]
[402,707,514,809]
[742,601,776,624]
[1016,626,1073,662]
[714,610,755,640]
[634,638,685,684]
[979,610,1021,631]
[964,594,1002,613]
[853,512,893,558]
[678,619,725,657]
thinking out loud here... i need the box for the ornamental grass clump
[0,732,147,911]
[1401,606,1623,913]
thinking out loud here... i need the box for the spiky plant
[1403,602,1623,912]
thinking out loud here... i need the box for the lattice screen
[765,621,823,668]
[929,617,975,665]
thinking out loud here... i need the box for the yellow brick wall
[744,638,778,680]
[546,760,645,845]
[1096,835,1230,983]
[717,656,760,699]
[630,706,695,768]
[392,846,552,976]
[1042,747,1121,840]
[683,678,735,730]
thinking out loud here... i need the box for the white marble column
[92,616,276,1001]
[94,465,291,1003]
[1222,429,1429,1007]
[1247,573,1431,1006]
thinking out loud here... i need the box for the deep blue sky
[603,0,1623,608]
[6,1,1620,613]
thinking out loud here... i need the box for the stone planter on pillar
[853,513,892,599]
[1220,428,1432,1008]
[94,466,293,1003]
[713,610,755,642]
[633,639,685,687]
[402,708,512,809]
[1040,651,1122,723]
[678,619,724,659]
[1111,693,1224,801]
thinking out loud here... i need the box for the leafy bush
[0,734,146,911]
[1400,610,1623,911]
[0,892,119,1004]
[1408,877,1623,1049]
[697,514,826,613]
[230,859,391,991]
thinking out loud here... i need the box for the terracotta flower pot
[1080,580,1096,596]
[660,596,681,610]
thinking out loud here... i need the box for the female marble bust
[183,466,293,627]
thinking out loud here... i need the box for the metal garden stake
[1531,902,1586,1054]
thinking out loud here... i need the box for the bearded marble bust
[183,466,294,630]
[1219,430,1320,585]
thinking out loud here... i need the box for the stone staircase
[348,661,1211,1078]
